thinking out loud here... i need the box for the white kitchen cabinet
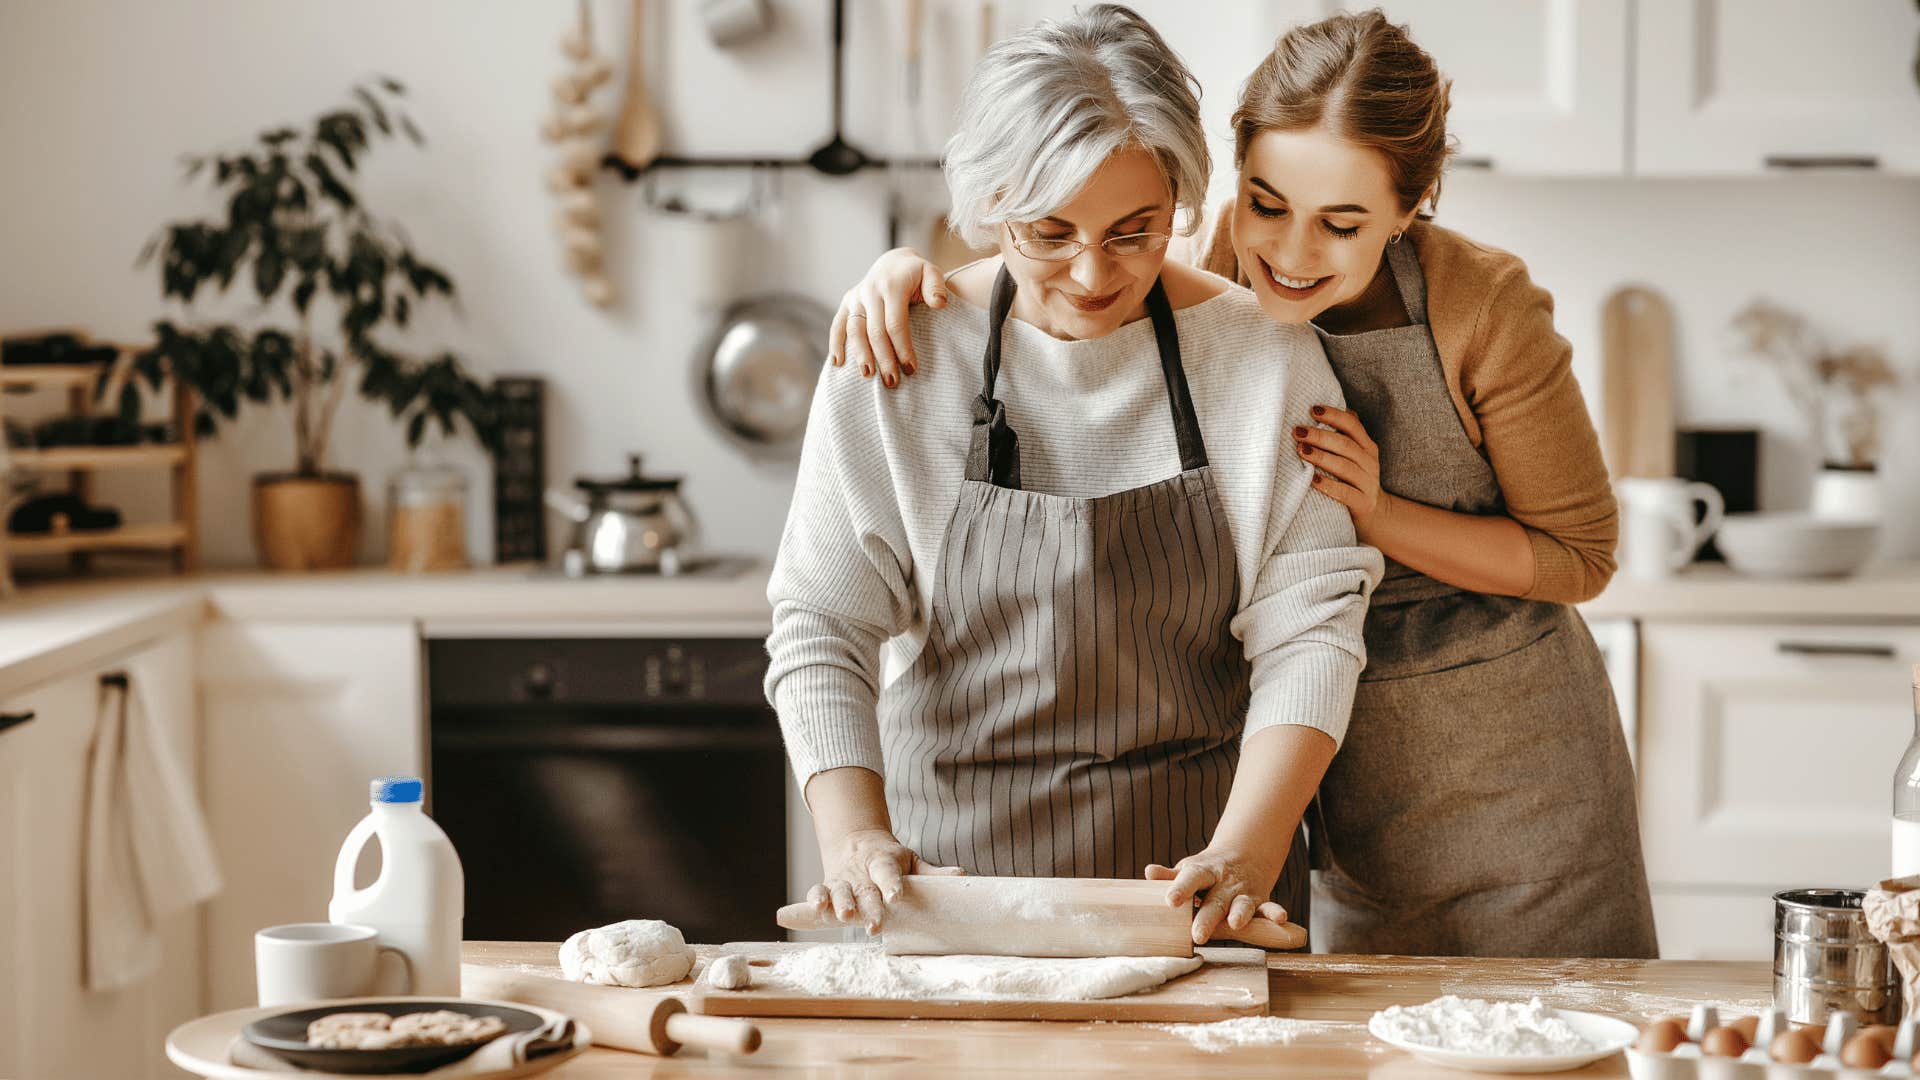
[2,630,203,1080]
[1256,1,1631,175]
[0,691,34,1079]
[1648,888,1776,962]
[199,620,423,1012]
[1638,622,1920,895]
[1635,0,1920,175]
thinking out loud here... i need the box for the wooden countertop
[530,952,1772,1078]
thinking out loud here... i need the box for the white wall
[2,0,1915,569]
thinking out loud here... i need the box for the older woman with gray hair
[766,4,1379,945]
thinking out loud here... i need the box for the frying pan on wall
[698,294,832,458]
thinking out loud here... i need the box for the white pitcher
[1617,478,1725,580]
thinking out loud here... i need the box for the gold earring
[1388,230,1404,245]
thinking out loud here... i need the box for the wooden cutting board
[463,940,1267,1024]
[1600,284,1678,479]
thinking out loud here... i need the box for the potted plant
[129,78,499,570]
[1730,298,1903,520]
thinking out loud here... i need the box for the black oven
[427,637,787,945]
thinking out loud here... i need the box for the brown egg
[1864,1024,1899,1053]
[1770,1029,1820,1064]
[1725,1014,1760,1042]
[1700,1027,1750,1057]
[1636,1019,1687,1053]
[1841,1031,1893,1069]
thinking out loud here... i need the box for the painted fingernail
[883,372,896,388]
[1292,426,1307,439]
[903,363,916,376]
[862,364,874,377]
[1311,406,1325,417]
[1301,446,1314,456]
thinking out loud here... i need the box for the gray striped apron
[1308,238,1657,958]
[878,266,1310,927]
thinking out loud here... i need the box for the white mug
[255,923,413,1008]
[1617,477,1725,580]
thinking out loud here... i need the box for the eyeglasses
[1007,227,1172,262]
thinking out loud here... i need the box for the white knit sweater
[766,286,1382,789]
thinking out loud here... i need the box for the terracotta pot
[252,473,362,570]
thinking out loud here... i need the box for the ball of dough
[705,953,751,990]
[560,920,694,987]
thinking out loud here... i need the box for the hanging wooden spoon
[610,0,663,173]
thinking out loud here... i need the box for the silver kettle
[544,455,699,576]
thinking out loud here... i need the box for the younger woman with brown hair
[826,6,1657,958]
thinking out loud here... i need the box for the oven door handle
[432,726,783,753]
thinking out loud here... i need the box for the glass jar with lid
[387,464,468,572]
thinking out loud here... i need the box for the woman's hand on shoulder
[829,248,949,388]
[1293,404,1391,539]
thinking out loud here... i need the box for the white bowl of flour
[1368,996,1638,1073]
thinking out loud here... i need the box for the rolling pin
[776,875,1308,957]
[460,962,760,1057]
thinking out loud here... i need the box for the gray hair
[943,4,1209,247]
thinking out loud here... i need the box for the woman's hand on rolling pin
[1145,847,1288,946]
[808,828,964,933]
[827,248,948,387]
[1293,405,1393,540]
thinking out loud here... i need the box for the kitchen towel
[83,662,223,992]
[225,1014,581,1074]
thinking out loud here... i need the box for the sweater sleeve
[1462,261,1619,603]
[1232,337,1382,748]
[764,365,918,789]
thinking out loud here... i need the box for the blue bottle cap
[371,776,424,804]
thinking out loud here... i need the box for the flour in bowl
[1371,996,1595,1056]
[765,944,1201,1001]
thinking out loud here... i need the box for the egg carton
[1628,1004,1918,1079]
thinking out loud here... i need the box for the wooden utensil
[609,0,662,173]
[461,962,759,1058]
[1601,284,1678,479]
[776,875,1307,956]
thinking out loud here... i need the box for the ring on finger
[846,311,867,322]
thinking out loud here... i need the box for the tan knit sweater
[1198,211,1617,604]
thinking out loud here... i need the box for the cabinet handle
[1453,155,1494,170]
[0,711,33,735]
[100,671,128,690]
[1764,154,1879,171]
[1777,641,1897,659]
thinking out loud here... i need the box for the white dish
[1716,512,1879,579]
[1367,1007,1638,1074]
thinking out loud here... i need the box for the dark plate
[242,1000,544,1075]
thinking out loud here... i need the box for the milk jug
[328,777,464,995]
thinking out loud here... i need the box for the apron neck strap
[969,265,1210,488]
[1383,233,1428,324]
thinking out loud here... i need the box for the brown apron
[1309,239,1657,958]
[877,266,1311,928]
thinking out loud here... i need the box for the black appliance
[491,377,546,563]
[427,637,787,944]
[1675,427,1759,562]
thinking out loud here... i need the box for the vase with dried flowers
[1730,298,1904,520]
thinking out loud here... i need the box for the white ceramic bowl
[1367,1007,1638,1073]
[1715,513,1880,579]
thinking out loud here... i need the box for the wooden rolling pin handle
[662,1010,763,1056]
[1217,919,1309,952]
[775,901,837,932]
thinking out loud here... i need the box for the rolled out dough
[764,944,1202,1001]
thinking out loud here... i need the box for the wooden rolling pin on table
[775,875,1310,955]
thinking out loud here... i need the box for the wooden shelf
[5,521,189,557]
[11,444,188,470]
[0,364,106,390]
